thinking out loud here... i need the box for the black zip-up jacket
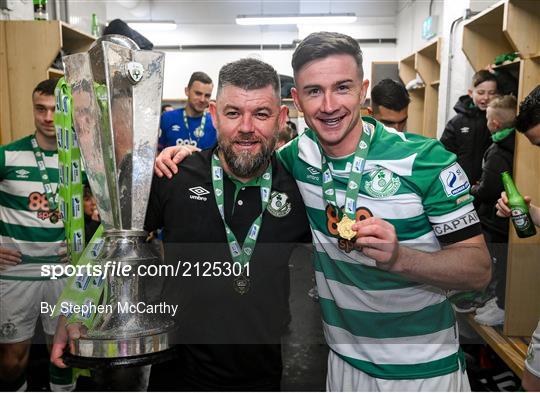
[471,131,515,238]
[440,95,492,186]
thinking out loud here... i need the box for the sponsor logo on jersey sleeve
[439,163,470,197]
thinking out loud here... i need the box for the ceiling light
[236,13,357,26]
[126,21,177,31]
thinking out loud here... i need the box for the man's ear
[359,79,370,105]
[468,88,473,97]
[291,87,302,113]
[185,86,189,97]
[208,101,218,125]
[277,105,288,132]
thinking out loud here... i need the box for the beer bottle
[501,171,537,238]
[91,13,100,37]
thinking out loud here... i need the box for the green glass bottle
[33,0,48,21]
[501,171,537,238]
[91,13,100,37]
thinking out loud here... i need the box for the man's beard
[218,133,276,178]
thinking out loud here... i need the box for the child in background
[471,95,517,326]
[441,70,499,188]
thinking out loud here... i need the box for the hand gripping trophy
[62,35,175,367]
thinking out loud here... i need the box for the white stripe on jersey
[312,229,377,267]
[0,236,62,257]
[297,135,418,176]
[5,150,58,168]
[323,322,459,365]
[0,179,58,197]
[297,180,424,220]
[0,205,62,229]
[316,271,446,313]
[428,204,477,224]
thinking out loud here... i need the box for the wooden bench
[466,314,530,378]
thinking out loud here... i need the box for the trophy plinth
[63,36,176,367]
[64,231,176,368]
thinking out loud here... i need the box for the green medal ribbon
[211,152,271,291]
[183,108,207,141]
[30,135,59,220]
[52,79,106,327]
[319,122,373,222]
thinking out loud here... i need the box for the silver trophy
[62,35,175,366]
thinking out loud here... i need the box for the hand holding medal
[319,123,372,244]
[351,217,400,270]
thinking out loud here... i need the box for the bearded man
[51,58,311,392]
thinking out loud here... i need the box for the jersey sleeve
[413,139,481,244]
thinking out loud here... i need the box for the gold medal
[337,215,356,240]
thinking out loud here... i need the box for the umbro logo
[172,125,181,132]
[15,169,30,179]
[189,186,210,201]
[306,166,320,182]
[307,166,319,175]
[460,127,470,133]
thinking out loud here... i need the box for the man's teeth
[322,117,342,125]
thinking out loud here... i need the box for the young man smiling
[277,31,491,391]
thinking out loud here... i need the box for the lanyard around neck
[211,152,272,268]
[183,108,207,140]
[318,122,373,221]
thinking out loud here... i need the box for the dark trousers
[482,230,508,309]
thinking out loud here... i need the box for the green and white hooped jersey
[277,117,478,380]
[0,135,64,280]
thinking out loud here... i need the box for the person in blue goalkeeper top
[159,71,217,150]
[153,32,492,391]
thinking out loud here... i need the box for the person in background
[0,79,74,392]
[82,185,100,244]
[470,95,517,326]
[161,104,174,113]
[494,85,540,391]
[275,125,293,149]
[440,70,499,187]
[159,71,217,150]
[368,78,410,132]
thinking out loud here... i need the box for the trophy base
[63,346,177,369]
[65,322,176,368]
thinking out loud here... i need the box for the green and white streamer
[52,78,105,327]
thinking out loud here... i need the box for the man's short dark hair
[292,31,363,79]
[371,79,410,112]
[472,70,497,88]
[516,85,540,133]
[188,71,213,88]
[217,58,281,99]
[32,78,58,98]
